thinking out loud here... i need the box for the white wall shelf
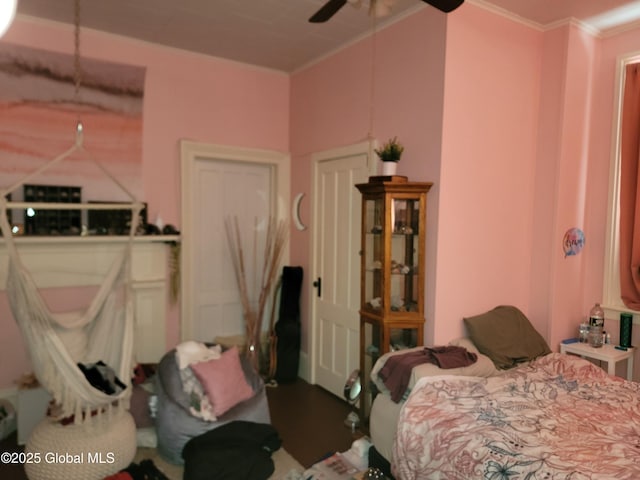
[0,234,179,245]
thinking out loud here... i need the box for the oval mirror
[343,369,361,405]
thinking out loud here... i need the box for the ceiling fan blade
[421,0,464,13]
[309,0,349,23]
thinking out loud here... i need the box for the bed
[368,337,499,472]
[367,305,640,479]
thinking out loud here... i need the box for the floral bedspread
[393,353,640,480]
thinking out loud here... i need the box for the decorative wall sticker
[563,228,585,257]
[292,192,307,231]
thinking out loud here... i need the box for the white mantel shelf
[0,234,180,245]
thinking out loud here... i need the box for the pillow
[190,346,255,417]
[464,305,551,369]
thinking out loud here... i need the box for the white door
[311,142,374,398]
[181,141,290,342]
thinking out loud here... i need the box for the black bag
[274,266,303,383]
[182,421,282,480]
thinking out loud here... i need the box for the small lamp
[0,0,17,38]
[343,369,362,432]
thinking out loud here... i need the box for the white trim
[601,19,640,39]
[180,140,290,341]
[466,0,544,32]
[0,235,178,245]
[297,351,310,383]
[309,140,376,386]
[467,0,622,37]
[603,51,640,324]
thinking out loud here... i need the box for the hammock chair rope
[0,0,143,423]
[0,194,140,423]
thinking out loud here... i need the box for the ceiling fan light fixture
[310,0,463,23]
[0,0,17,38]
[309,0,348,23]
[370,0,393,18]
[421,0,465,13]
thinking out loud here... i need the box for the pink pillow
[190,346,254,417]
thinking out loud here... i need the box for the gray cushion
[155,345,270,465]
[464,305,551,369]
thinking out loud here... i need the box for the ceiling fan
[309,0,464,23]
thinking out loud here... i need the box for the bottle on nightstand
[579,321,590,343]
[588,303,605,348]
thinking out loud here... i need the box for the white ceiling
[13,0,640,73]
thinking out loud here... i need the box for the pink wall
[0,17,289,390]
[584,26,640,376]
[587,27,640,306]
[3,5,640,389]
[290,8,447,352]
[435,4,542,342]
[292,1,639,360]
[544,24,598,349]
[3,17,290,228]
[529,26,568,345]
[528,21,640,355]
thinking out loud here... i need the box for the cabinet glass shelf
[356,175,432,422]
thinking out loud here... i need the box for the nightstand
[560,342,635,381]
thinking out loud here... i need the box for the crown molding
[466,0,544,31]
[600,18,640,39]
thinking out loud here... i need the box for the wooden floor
[0,378,358,479]
[266,378,360,468]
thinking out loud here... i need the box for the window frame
[603,51,640,321]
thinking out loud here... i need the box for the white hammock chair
[0,128,144,424]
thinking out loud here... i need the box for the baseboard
[298,350,310,382]
[0,386,18,410]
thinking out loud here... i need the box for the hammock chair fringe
[0,185,140,426]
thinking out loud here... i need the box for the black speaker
[620,313,633,348]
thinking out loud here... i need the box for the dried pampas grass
[224,216,288,372]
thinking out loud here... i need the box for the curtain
[620,63,640,309]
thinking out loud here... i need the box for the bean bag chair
[155,344,270,464]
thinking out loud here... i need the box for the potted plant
[375,137,404,175]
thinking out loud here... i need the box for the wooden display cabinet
[356,175,432,420]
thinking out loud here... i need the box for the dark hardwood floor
[0,431,25,480]
[0,378,359,479]
[266,378,360,468]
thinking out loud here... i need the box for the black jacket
[182,420,282,480]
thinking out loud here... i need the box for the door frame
[308,140,377,385]
[180,140,290,341]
